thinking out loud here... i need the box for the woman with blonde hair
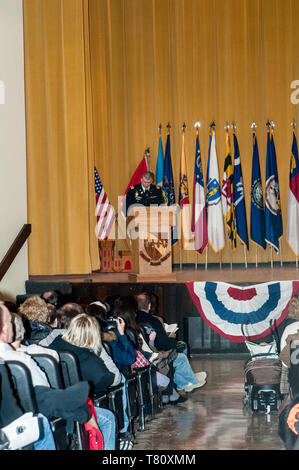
[49,314,114,394]
[48,314,116,450]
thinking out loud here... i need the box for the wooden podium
[127,206,177,282]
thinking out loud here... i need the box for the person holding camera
[104,315,137,373]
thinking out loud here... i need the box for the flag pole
[291,120,298,269]
[270,119,283,268]
[279,239,283,267]
[144,147,151,171]
[232,120,247,270]
[180,122,187,271]
[194,121,201,272]
[266,121,273,270]
[224,121,233,271]
[243,244,248,269]
[270,246,273,269]
[205,247,208,270]
[251,122,259,269]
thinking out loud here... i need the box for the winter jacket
[34,381,90,433]
[48,335,114,395]
[102,328,136,370]
[25,320,53,344]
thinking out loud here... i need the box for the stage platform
[29,264,299,285]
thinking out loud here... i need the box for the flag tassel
[270,246,273,269]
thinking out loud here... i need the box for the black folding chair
[28,353,82,450]
[32,354,64,389]
[0,360,37,450]
[58,350,82,387]
[4,360,72,449]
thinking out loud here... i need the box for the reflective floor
[133,355,284,451]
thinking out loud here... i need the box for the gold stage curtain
[24,0,299,274]
[23,0,99,274]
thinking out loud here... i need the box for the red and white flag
[94,167,115,239]
[121,154,149,211]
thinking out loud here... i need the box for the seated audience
[48,314,117,450]
[85,302,134,449]
[0,303,56,450]
[112,300,170,390]
[10,313,59,362]
[39,302,83,347]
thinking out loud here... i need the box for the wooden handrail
[0,224,31,281]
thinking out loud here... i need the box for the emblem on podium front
[140,233,171,265]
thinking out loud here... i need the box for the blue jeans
[95,406,116,450]
[173,352,198,390]
[33,414,56,450]
[120,373,129,433]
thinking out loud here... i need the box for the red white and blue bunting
[186,281,299,342]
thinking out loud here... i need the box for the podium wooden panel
[127,206,177,282]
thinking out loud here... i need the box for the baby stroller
[242,320,283,413]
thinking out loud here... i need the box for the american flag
[94,167,115,240]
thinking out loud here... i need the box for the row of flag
[94,125,299,258]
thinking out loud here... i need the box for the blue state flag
[265,131,283,252]
[155,136,164,187]
[233,133,249,249]
[163,133,177,244]
[250,132,266,249]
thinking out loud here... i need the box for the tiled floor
[133,355,284,451]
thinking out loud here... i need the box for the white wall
[0,0,28,300]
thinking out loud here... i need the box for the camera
[144,325,155,335]
[106,316,118,330]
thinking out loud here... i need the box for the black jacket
[136,309,177,352]
[34,382,91,432]
[24,320,53,344]
[48,335,114,395]
[126,183,163,214]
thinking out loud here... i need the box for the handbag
[1,412,40,450]
[130,350,151,373]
